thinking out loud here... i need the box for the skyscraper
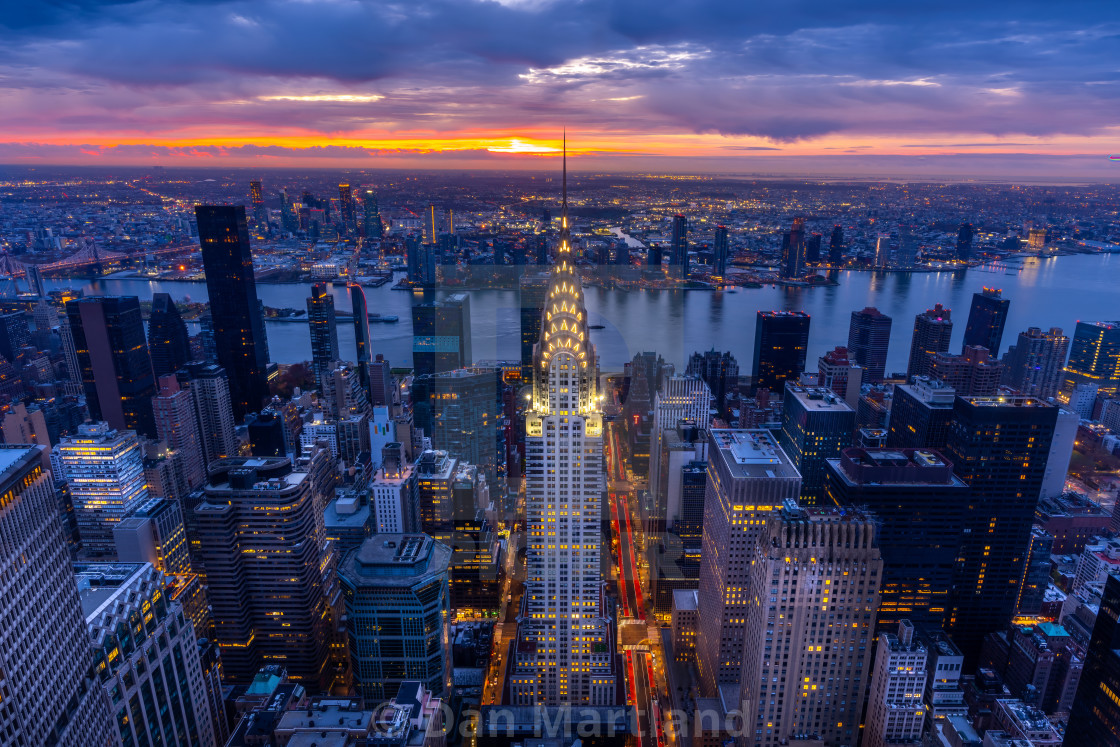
[1065,572,1120,744]
[886,376,956,449]
[519,272,550,381]
[509,139,618,707]
[78,562,218,747]
[944,394,1058,664]
[369,353,394,408]
[962,286,1009,356]
[863,621,928,747]
[249,178,266,230]
[648,375,713,528]
[847,306,892,382]
[339,534,451,702]
[670,214,688,276]
[338,182,354,233]
[713,224,729,278]
[686,348,739,422]
[412,293,472,377]
[411,367,504,483]
[956,222,974,261]
[696,429,801,695]
[907,303,953,381]
[362,189,383,239]
[152,374,207,490]
[781,216,806,278]
[307,281,340,389]
[177,362,239,465]
[1059,320,1120,398]
[147,292,191,377]
[824,447,970,629]
[1001,326,1069,399]
[57,422,150,555]
[195,449,337,688]
[0,309,31,361]
[805,231,822,264]
[67,295,157,437]
[738,505,882,747]
[927,345,1004,396]
[828,224,844,265]
[753,310,810,394]
[778,383,855,504]
[0,445,118,747]
[350,281,374,396]
[195,204,271,420]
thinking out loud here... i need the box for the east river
[43,253,1120,375]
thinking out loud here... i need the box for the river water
[44,253,1120,374]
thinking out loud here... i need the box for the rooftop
[785,384,854,412]
[340,533,452,585]
[74,562,150,619]
[710,428,801,480]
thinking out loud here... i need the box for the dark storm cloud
[1,0,1119,144]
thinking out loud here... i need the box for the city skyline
[1,2,1119,178]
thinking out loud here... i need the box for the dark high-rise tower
[1066,573,1120,744]
[307,282,339,389]
[196,205,271,420]
[350,282,374,397]
[825,447,970,630]
[1060,320,1120,398]
[886,376,956,450]
[412,293,471,377]
[369,354,393,408]
[828,224,844,265]
[907,303,953,380]
[249,179,266,230]
[805,232,822,264]
[848,306,892,382]
[713,225,729,279]
[362,189,382,239]
[943,394,1057,665]
[781,216,806,278]
[67,295,157,437]
[0,311,30,361]
[686,349,739,422]
[519,272,550,381]
[338,183,354,234]
[778,383,855,504]
[147,292,190,377]
[752,310,810,394]
[956,222,974,260]
[962,287,1009,356]
[670,214,688,277]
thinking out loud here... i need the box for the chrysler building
[508,137,618,706]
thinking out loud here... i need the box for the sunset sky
[3,0,1120,177]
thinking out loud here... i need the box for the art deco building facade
[0,445,118,747]
[510,147,617,706]
[79,562,218,747]
[738,506,883,747]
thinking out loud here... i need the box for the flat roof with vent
[710,429,800,480]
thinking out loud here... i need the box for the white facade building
[78,563,218,747]
[865,620,929,747]
[0,445,118,746]
[509,149,617,707]
[57,422,150,554]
